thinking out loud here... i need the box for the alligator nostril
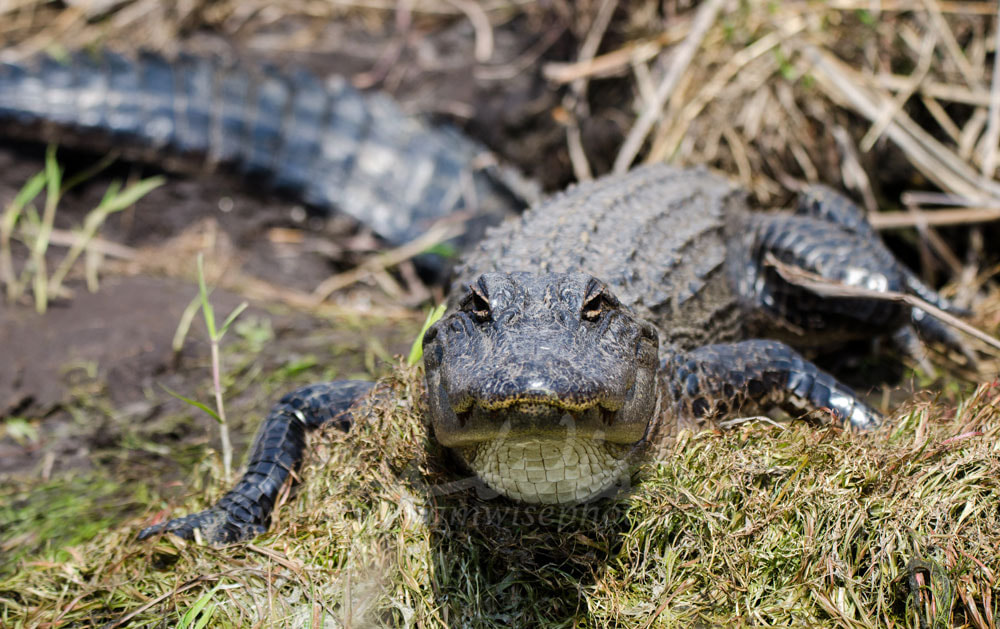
[525,381,555,397]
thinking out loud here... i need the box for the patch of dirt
[0,143,420,480]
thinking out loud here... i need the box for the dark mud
[0,141,420,478]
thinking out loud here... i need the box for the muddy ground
[0,137,430,570]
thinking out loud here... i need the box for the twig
[804,45,1000,201]
[43,229,137,259]
[565,119,592,181]
[901,191,985,206]
[310,219,465,304]
[107,575,218,628]
[828,0,1000,14]
[878,74,993,107]
[832,126,878,213]
[979,1,1000,180]
[920,0,984,90]
[474,23,566,81]
[904,200,964,276]
[860,27,936,152]
[445,0,494,62]
[648,26,800,164]
[326,0,530,14]
[543,37,674,84]
[562,0,618,181]
[920,96,963,147]
[352,0,412,89]
[613,0,725,173]
[717,415,786,430]
[765,253,1000,352]
[571,0,618,99]
[868,207,1000,229]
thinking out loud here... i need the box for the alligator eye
[461,285,491,322]
[581,280,619,322]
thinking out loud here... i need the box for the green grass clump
[1,369,998,627]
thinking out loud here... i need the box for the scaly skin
[0,51,532,248]
[137,381,375,543]
[427,165,963,507]
[138,164,972,544]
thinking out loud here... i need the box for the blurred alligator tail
[0,51,535,246]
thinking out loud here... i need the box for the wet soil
[0,142,420,479]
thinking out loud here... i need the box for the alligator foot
[138,380,375,545]
[664,339,882,431]
[736,187,976,366]
[138,502,267,544]
[792,185,978,366]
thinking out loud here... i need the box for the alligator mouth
[438,399,637,448]
[454,402,618,429]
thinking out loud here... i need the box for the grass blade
[1,170,48,302]
[160,384,222,424]
[218,302,249,339]
[407,303,447,366]
[31,145,63,313]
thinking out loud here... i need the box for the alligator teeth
[518,403,553,416]
[600,407,616,425]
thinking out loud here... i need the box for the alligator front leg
[735,206,976,365]
[753,185,976,364]
[138,380,375,544]
[797,186,977,366]
[663,340,882,431]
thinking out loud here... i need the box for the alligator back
[0,52,527,245]
[452,164,747,352]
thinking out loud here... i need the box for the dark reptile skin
[796,185,970,319]
[454,164,746,353]
[663,340,881,433]
[748,185,973,357]
[737,212,911,340]
[434,165,891,449]
[0,51,528,246]
[137,380,374,543]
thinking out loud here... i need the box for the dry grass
[2,0,1000,627]
[3,0,997,281]
[1,367,999,626]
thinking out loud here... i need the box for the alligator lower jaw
[461,436,633,505]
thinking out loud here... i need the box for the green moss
[2,369,998,627]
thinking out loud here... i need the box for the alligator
[0,51,533,248]
[132,164,977,543]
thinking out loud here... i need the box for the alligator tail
[0,51,531,246]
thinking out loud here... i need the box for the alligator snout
[436,401,622,448]
[449,375,626,414]
[423,271,659,450]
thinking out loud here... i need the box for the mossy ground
[2,365,998,627]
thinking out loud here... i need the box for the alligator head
[422,272,660,504]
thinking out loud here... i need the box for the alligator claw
[911,308,980,368]
[137,507,266,544]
